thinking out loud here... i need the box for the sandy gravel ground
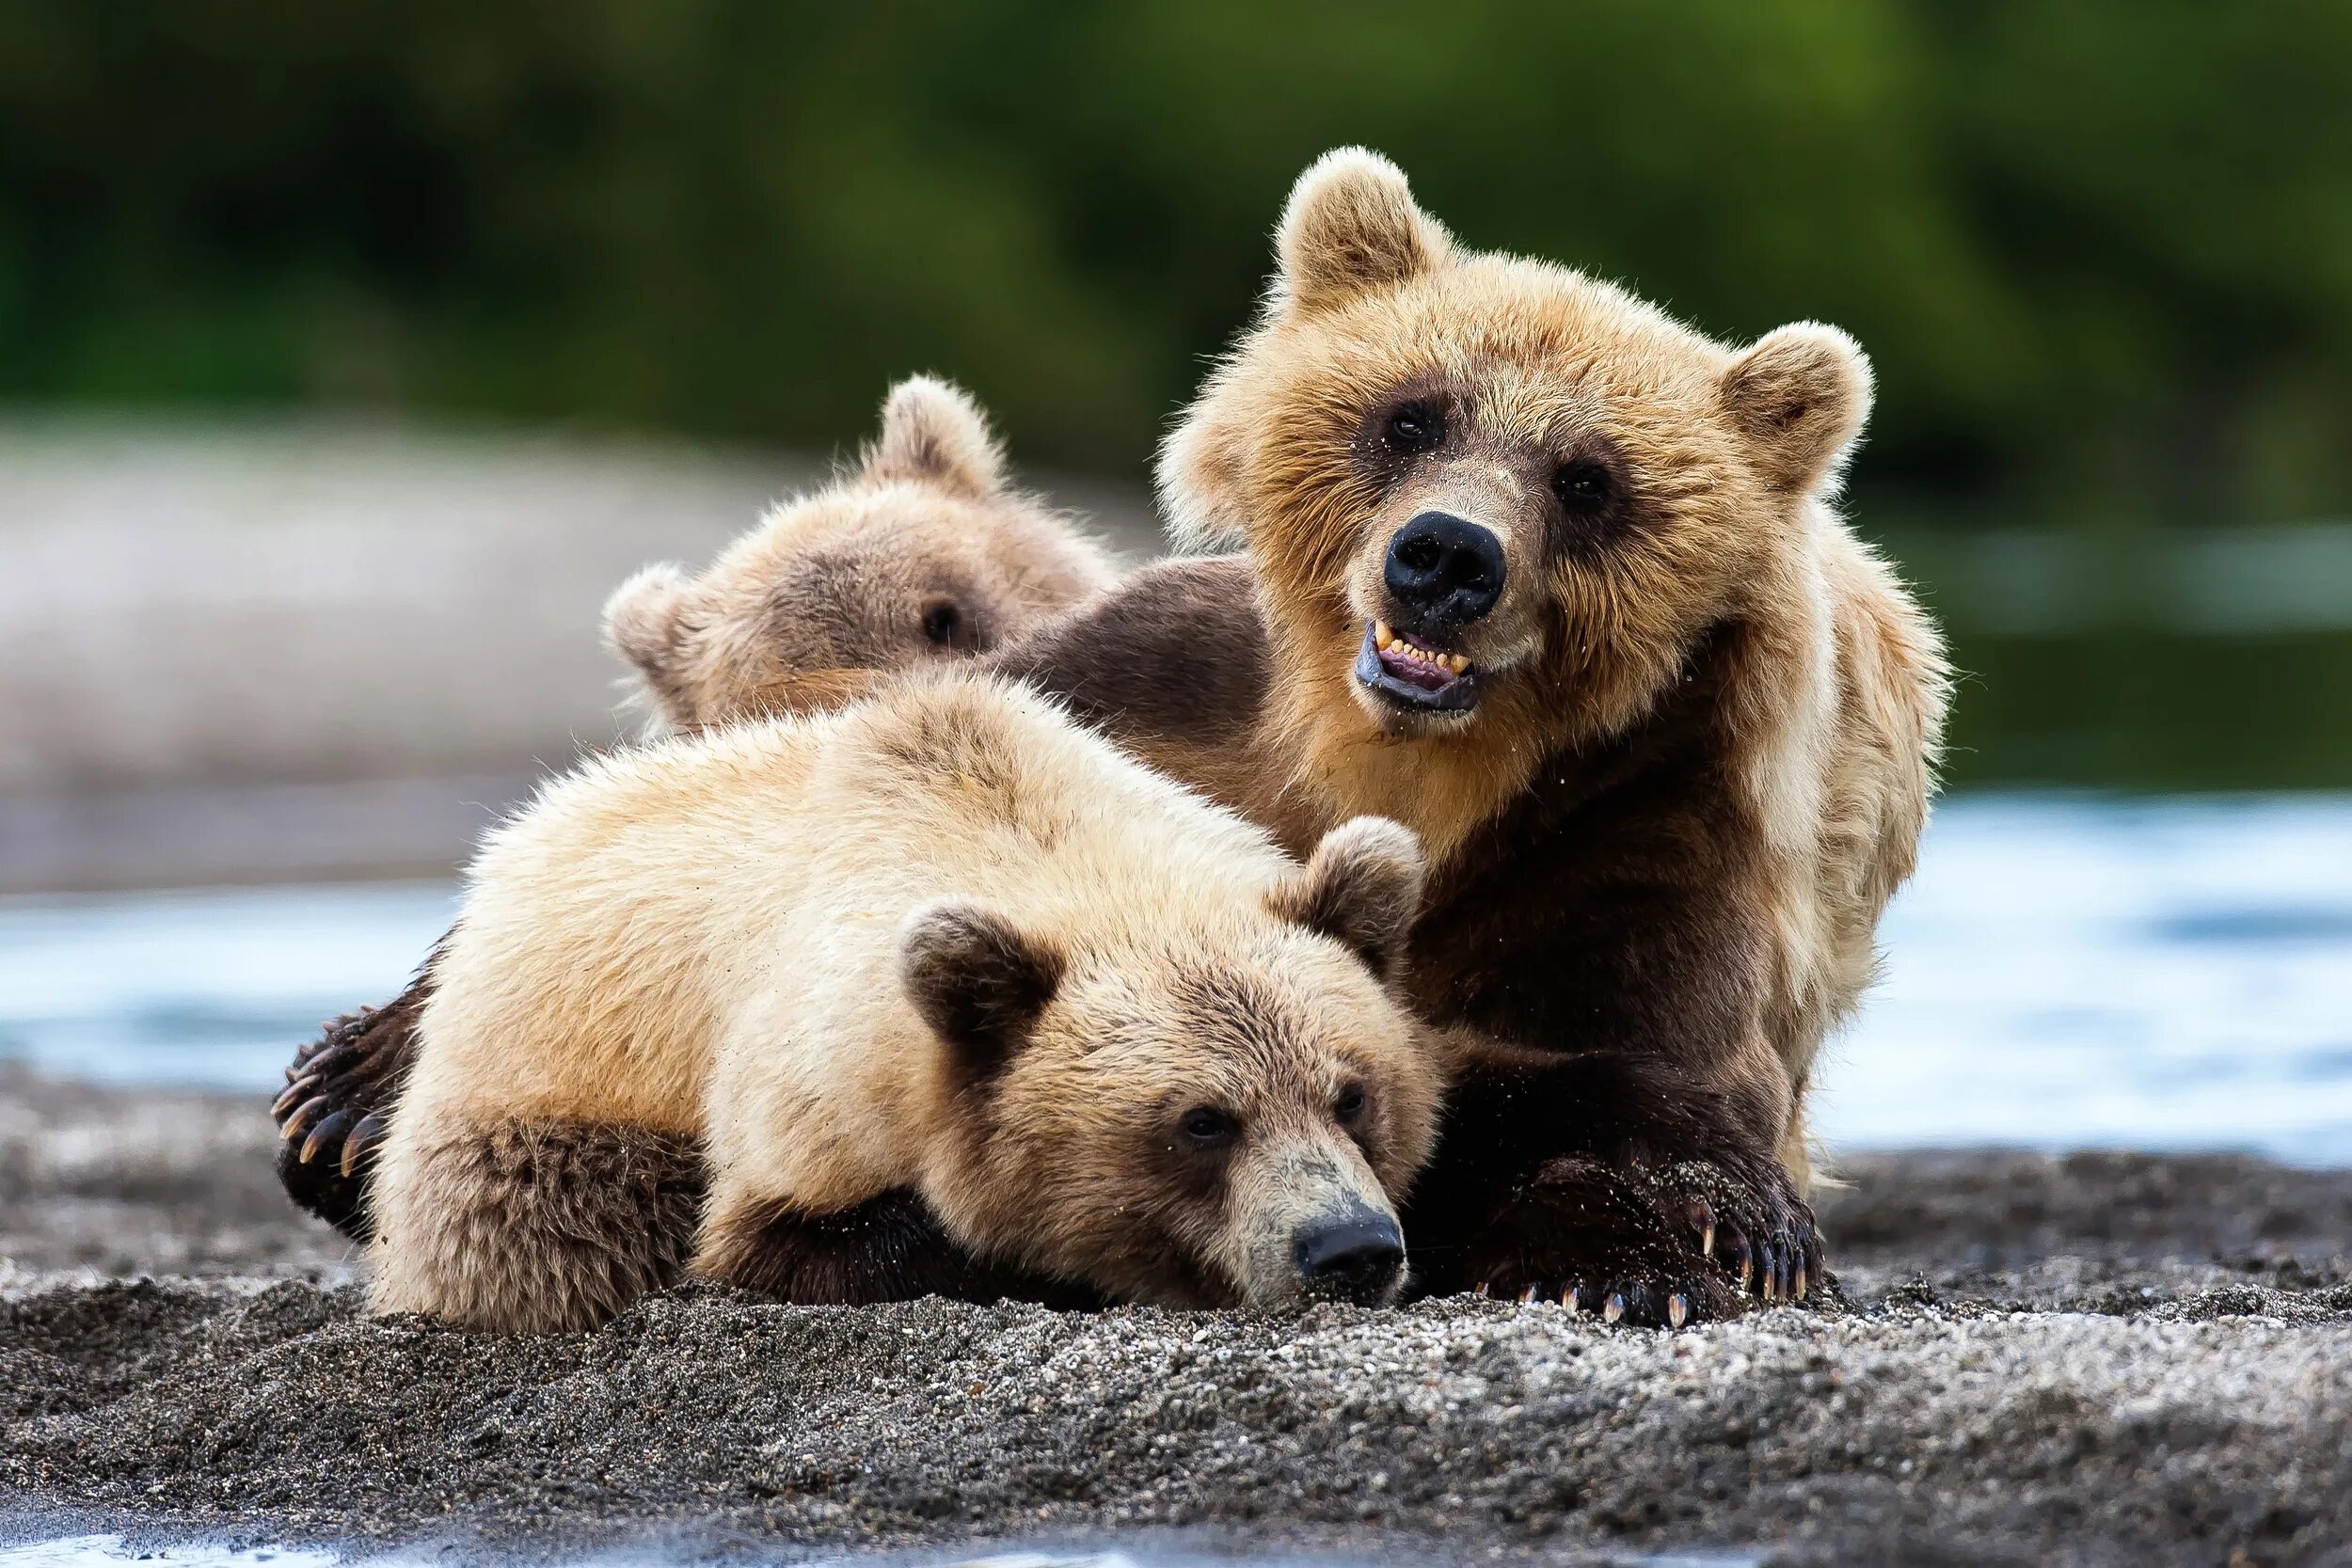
[2,1069,2349,1568]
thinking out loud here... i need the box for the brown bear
[280,150,1947,1327]
[607,373,1116,733]
[367,670,1438,1330]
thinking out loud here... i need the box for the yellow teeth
[1374,624,1470,676]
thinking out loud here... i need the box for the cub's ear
[861,374,1008,499]
[603,562,698,682]
[899,900,1065,1083]
[1721,323,1874,498]
[1276,147,1452,314]
[1273,816,1427,983]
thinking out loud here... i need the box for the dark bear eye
[921,599,961,645]
[1552,459,1612,510]
[1383,401,1443,453]
[1333,1084,1368,1124]
[1179,1107,1240,1147]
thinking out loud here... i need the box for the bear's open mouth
[1355,620,1480,714]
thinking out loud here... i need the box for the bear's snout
[1292,1206,1406,1305]
[1383,511,1506,634]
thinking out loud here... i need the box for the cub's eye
[1383,401,1443,453]
[1333,1084,1368,1124]
[921,599,961,645]
[1552,459,1612,510]
[1179,1106,1240,1147]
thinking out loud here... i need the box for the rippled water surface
[2,793,2348,1163]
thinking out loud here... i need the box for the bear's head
[606,375,1114,732]
[1160,148,1870,753]
[900,816,1442,1309]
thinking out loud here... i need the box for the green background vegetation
[4,0,2348,787]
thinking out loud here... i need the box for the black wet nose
[1293,1212,1406,1303]
[1384,512,1505,631]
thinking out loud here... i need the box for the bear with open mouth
[980,149,1947,1321]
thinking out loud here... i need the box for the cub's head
[901,816,1441,1310]
[607,375,1114,732]
[1160,148,1871,746]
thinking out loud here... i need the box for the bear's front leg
[1404,1049,1821,1326]
[693,1185,1102,1309]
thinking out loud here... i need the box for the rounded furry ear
[1721,323,1874,497]
[602,562,697,684]
[861,375,1008,499]
[1154,398,1252,551]
[1275,147,1452,314]
[899,900,1065,1083]
[1273,816,1427,982]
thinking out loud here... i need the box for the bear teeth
[1374,620,1470,676]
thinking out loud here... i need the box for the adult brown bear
[280,150,1946,1326]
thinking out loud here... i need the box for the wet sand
[2,1068,2348,1566]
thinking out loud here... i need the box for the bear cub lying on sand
[368,671,1440,1332]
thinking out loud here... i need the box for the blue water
[1,794,2347,1164]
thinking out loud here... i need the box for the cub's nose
[1384,512,1505,632]
[1293,1212,1406,1305]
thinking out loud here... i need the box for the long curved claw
[340,1111,389,1177]
[299,1110,354,1165]
[272,1074,323,1120]
[279,1095,334,1141]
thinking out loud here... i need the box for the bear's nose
[1293,1212,1406,1304]
[1384,512,1505,633]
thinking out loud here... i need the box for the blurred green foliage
[3,0,2348,520]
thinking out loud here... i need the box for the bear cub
[606,373,1115,732]
[366,671,1440,1332]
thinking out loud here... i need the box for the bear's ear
[1276,147,1453,314]
[900,899,1065,1084]
[861,375,1009,499]
[1273,816,1427,983]
[1720,323,1874,498]
[1154,399,1252,550]
[603,562,699,684]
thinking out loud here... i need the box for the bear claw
[298,1110,354,1165]
[340,1111,389,1177]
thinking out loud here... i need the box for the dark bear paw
[1463,1155,1821,1328]
[271,995,419,1237]
[1462,1156,1738,1328]
[1653,1157,1823,1307]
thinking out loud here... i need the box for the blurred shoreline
[0,421,1159,895]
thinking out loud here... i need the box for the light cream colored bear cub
[367,670,1443,1332]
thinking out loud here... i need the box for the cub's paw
[1463,1157,1741,1328]
[1653,1159,1825,1307]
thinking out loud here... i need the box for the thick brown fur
[369,1118,706,1335]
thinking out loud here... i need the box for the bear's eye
[1179,1106,1240,1148]
[1333,1084,1368,1124]
[1382,401,1443,453]
[921,599,961,645]
[1552,459,1612,511]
